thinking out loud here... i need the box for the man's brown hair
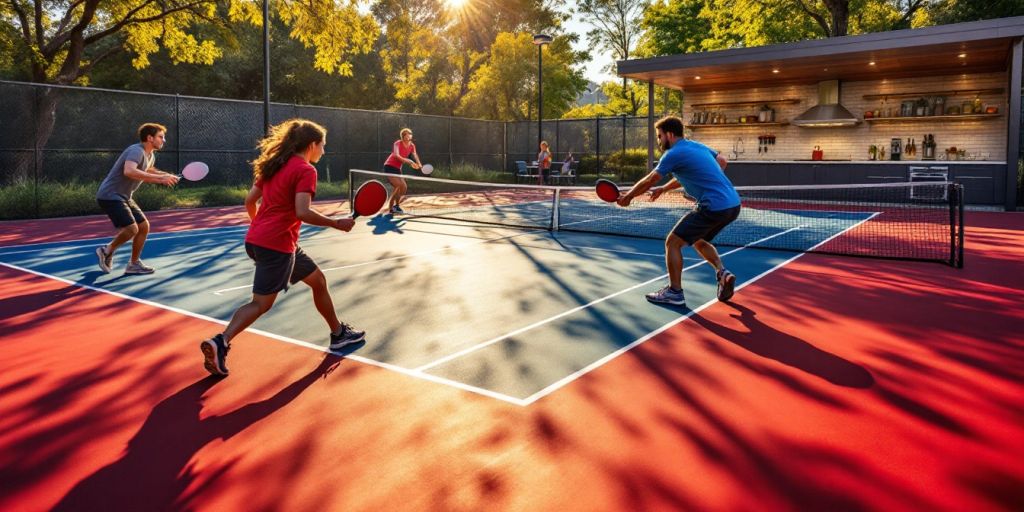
[653,116,684,137]
[138,123,167,142]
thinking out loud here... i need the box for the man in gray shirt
[95,123,179,274]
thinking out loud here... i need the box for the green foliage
[200,186,250,207]
[433,163,516,184]
[925,0,1024,25]
[0,180,40,220]
[637,0,710,57]
[132,185,180,211]
[458,32,588,121]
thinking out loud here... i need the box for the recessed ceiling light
[823,68,829,72]
[772,69,780,74]
[869,61,876,66]
[694,76,701,80]
[958,53,967,58]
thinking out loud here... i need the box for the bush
[434,162,515,183]
[38,182,102,217]
[0,180,40,220]
[200,186,249,207]
[133,184,181,211]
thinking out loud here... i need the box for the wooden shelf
[686,122,789,128]
[689,99,801,108]
[863,113,1002,123]
[862,88,1004,100]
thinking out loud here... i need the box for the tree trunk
[823,0,850,37]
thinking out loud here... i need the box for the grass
[0,179,350,220]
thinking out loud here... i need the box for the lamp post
[532,33,552,155]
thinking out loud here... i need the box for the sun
[445,0,470,10]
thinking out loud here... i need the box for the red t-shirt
[245,155,318,253]
[384,140,416,169]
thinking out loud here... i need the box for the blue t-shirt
[655,139,740,211]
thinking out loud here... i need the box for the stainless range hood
[791,80,859,127]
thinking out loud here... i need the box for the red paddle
[595,179,621,203]
[351,180,388,218]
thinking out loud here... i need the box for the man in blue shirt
[616,116,740,306]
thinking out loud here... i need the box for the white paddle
[176,161,209,181]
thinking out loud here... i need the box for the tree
[637,0,711,57]
[577,0,648,114]
[925,0,1024,25]
[458,32,587,121]
[696,0,931,49]
[1,0,379,179]
[373,0,562,115]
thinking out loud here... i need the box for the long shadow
[0,281,91,321]
[688,302,875,388]
[51,355,344,512]
[368,213,406,235]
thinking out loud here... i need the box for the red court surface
[1,209,1022,511]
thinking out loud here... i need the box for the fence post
[175,94,181,176]
[555,118,560,161]
[595,115,601,177]
[503,121,508,173]
[33,86,40,218]
[449,116,453,170]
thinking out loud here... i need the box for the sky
[563,13,618,86]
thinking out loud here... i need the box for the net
[350,169,964,267]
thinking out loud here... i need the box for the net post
[551,187,560,232]
[957,184,965,268]
[948,182,956,267]
[348,169,355,216]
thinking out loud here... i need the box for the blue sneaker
[645,285,685,306]
[200,334,230,376]
[390,204,405,215]
[717,269,736,302]
[330,323,365,350]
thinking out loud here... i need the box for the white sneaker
[645,285,685,305]
[124,260,155,275]
[96,246,112,273]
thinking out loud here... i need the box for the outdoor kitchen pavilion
[616,16,1024,211]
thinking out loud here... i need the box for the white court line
[0,225,252,255]
[519,211,883,405]
[210,226,552,295]
[414,226,806,372]
[0,260,529,406]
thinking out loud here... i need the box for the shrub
[200,186,249,207]
[0,179,40,220]
[133,185,178,211]
[38,182,102,217]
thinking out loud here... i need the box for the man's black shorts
[671,205,741,245]
[245,243,319,295]
[97,198,146,228]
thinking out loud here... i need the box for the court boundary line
[0,260,530,406]
[518,211,882,404]
[414,226,806,373]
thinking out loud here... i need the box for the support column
[648,81,655,171]
[1006,37,1021,211]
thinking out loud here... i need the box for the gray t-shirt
[96,143,154,201]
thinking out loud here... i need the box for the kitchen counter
[729,159,1006,164]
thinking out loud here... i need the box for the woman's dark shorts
[245,242,319,295]
[671,205,741,245]
[97,198,147,228]
[383,164,403,175]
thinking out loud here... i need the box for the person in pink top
[199,119,365,377]
[537,140,552,185]
[382,127,422,214]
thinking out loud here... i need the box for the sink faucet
[731,137,745,160]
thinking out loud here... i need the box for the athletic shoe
[96,246,113,273]
[390,204,405,214]
[124,260,155,275]
[717,269,736,302]
[645,285,686,306]
[200,334,230,376]
[329,323,366,350]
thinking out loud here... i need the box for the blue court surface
[0,208,873,405]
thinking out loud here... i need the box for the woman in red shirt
[382,127,422,214]
[200,119,365,376]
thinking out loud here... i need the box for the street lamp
[532,33,552,155]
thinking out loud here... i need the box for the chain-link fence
[0,80,655,218]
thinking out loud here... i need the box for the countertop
[728,159,1007,165]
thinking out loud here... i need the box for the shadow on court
[51,355,344,512]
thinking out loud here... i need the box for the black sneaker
[200,334,230,376]
[390,204,405,214]
[330,323,365,350]
[717,269,736,302]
